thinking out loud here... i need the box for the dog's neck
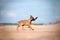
[28,19,32,24]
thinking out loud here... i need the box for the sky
[0,0,60,24]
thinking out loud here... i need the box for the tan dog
[17,15,38,31]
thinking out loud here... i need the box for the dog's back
[18,20,30,26]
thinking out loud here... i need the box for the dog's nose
[35,17,38,19]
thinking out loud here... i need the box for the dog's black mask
[31,17,38,21]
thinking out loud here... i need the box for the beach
[0,23,60,40]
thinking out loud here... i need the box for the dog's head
[30,15,38,21]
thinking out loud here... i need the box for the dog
[16,15,38,31]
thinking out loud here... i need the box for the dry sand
[0,23,60,40]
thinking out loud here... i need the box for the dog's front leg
[28,25,34,30]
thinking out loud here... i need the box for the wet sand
[0,24,60,40]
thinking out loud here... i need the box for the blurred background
[0,0,60,24]
[0,0,60,40]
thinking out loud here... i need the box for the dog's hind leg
[16,25,20,31]
[22,24,25,30]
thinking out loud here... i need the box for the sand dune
[0,23,60,40]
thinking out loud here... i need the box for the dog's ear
[30,15,34,19]
[30,15,38,21]
[30,15,33,18]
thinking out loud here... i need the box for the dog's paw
[32,29,34,30]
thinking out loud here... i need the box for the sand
[0,23,60,40]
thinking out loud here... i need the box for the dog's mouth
[31,17,38,21]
